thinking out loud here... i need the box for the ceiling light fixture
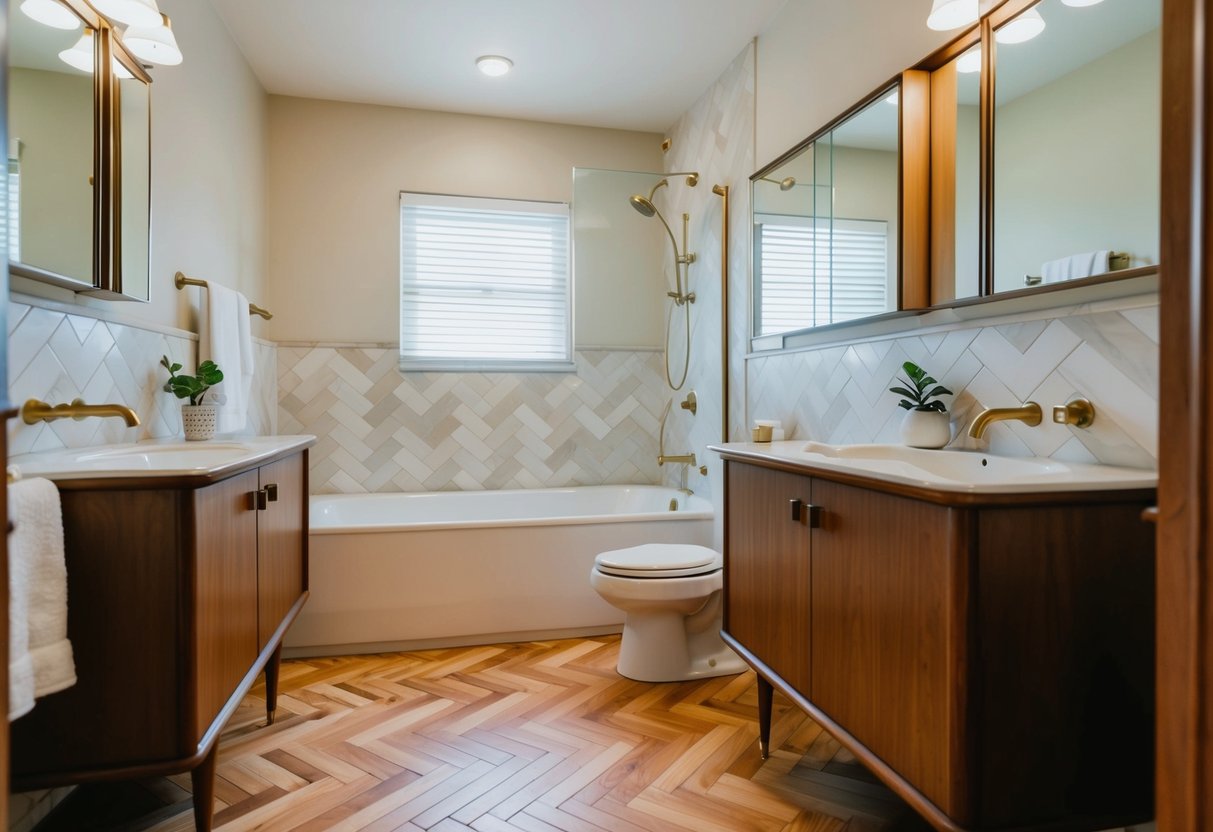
[996,8,1046,44]
[89,0,161,28]
[957,46,981,73]
[123,13,183,66]
[20,0,80,29]
[476,55,513,77]
[927,0,978,31]
[59,28,133,78]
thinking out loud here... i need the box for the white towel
[198,281,255,435]
[1041,250,1111,284]
[9,478,75,721]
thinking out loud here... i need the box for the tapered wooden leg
[265,642,283,725]
[757,674,773,759]
[191,744,218,832]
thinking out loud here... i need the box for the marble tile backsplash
[747,295,1160,468]
[7,297,277,454]
[277,345,667,494]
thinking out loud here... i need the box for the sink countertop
[710,440,1157,501]
[10,435,316,485]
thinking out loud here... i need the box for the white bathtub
[284,485,713,657]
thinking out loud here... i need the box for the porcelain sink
[794,441,1156,493]
[10,436,314,480]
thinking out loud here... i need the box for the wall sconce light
[927,0,978,31]
[58,28,134,78]
[124,13,183,65]
[996,8,1046,44]
[19,0,80,29]
[89,0,160,27]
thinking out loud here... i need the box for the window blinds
[755,216,889,335]
[400,193,572,371]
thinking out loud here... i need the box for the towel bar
[174,271,273,320]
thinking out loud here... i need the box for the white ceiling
[207,0,789,133]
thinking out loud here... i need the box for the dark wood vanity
[8,442,312,832]
[716,444,1155,832]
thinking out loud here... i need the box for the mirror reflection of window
[993,0,1160,292]
[752,93,899,337]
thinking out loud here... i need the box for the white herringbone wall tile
[746,303,1159,468]
[278,346,666,494]
[7,299,280,454]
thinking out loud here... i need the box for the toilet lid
[594,544,721,578]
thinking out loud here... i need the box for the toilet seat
[594,543,721,579]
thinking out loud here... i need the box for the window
[399,192,572,371]
[754,215,888,334]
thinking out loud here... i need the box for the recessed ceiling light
[476,55,513,77]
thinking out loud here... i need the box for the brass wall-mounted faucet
[22,398,140,427]
[967,402,1042,439]
[1052,397,1095,428]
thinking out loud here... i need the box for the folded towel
[1041,250,1111,284]
[9,478,75,720]
[199,281,256,435]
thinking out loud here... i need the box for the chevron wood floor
[32,636,934,832]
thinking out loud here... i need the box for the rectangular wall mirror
[116,62,151,301]
[752,87,901,337]
[992,0,1160,293]
[930,43,981,303]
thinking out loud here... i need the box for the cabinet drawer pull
[789,499,822,527]
[264,483,279,503]
[254,489,268,511]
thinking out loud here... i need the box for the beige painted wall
[10,0,267,335]
[265,96,661,343]
[755,0,952,167]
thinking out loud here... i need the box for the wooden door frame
[1158,0,1213,826]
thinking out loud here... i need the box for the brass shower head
[629,194,657,217]
[760,175,797,191]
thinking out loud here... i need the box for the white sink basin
[10,436,315,480]
[791,441,1156,493]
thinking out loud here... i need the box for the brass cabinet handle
[264,483,279,503]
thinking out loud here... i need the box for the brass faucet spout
[967,402,1042,439]
[22,398,140,427]
[658,453,697,466]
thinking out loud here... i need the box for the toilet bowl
[590,543,748,682]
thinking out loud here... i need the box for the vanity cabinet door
[809,480,962,816]
[256,454,307,650]
[724,461,812,695]
[192,469,260,737]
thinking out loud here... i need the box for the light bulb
[927,0,978,31]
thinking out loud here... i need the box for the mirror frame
[749,0,1160,350]
[9,0,153,300]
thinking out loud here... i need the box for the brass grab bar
[174,271,273,320]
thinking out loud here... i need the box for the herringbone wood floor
[34,636,931,832]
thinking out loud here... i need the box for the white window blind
[754,215,888,335]
[7,158,18,263]
[399,192,572,372]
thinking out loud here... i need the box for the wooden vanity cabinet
[721,455,1154,832]
[9,446,310,832]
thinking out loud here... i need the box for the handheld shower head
[629,194,657,217]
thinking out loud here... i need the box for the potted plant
[890,361,953,449]
[161,356,224,441]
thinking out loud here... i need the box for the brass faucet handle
[1052,397,1096,428]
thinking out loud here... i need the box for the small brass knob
[1052,397,1095,428]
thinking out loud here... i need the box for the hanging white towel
[198,280,256,435]
[1041,250,1111,284]
[9,477,75,721]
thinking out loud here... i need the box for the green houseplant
[889,361,953,448]
[161,356,224,440]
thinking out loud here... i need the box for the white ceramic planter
[900,409,951,449]
[181,404,218,441]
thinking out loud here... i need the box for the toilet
[590,543,748,682]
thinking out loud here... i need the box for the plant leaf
[897,400,913,410]
[919,401,947,412]
[889,386,920,400]
[924,386,953,400]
